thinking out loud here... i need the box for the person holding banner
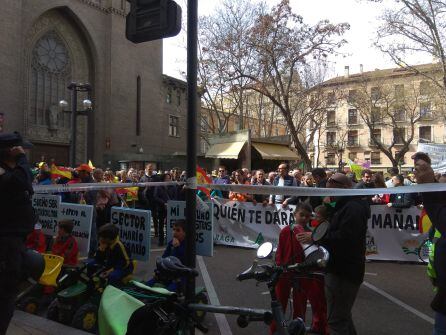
[0,132,36,334]
[412,153,446,335]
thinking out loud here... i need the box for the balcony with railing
[347,138,360,147]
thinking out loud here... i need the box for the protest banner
[212,199,427,262]
[212,199,293,249]
[111,207,151,261]
[417,142,446,172]
[59,203,93,258]
[366,205,427,262]
[32,194,61,236]
[167,200,213,257]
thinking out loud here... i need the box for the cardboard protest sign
[111,207,151,261]
[32,194,61,236]
[59,203,93,258]
[167,200,213,257]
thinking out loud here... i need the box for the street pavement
[9,237,435,334]
[138,240,435,335]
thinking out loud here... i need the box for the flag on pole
[361,160,371,169]
[347,159,363,180]
[50,164,72,180]
[419,209,432,234]
[88,160,95,170]
[197,165,212,198]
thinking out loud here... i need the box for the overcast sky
[162,0,430,80]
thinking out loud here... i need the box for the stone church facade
[0,0,195,170]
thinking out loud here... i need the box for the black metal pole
[69,84,77,167]
[185,0,198,314]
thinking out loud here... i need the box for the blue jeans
[434,312,446,335]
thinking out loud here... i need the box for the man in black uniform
[0,132,36,334]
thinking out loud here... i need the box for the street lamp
[59,82,92,167]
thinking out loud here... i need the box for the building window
[326,153,336,165]
[166,91,172,104]
[393,128,405,144]
[420,102,432,118]
[348,152,357,161]
[176,91,181,106]
[419,126,432,142]
[327,92,336,105]
[347,130,359,146]
[326,132,336,144]
[395,84,404,101]
[371,106,382,123]
[419,81,430,96]
[348,109,358,125]
[371,87,381,101]
[370,128,381,145]
[169,115,179,137]
[371,151,381,165]
[394,107,406,122]
[327,110,336,126]
[348,90,357,104]
[30,31,71,127]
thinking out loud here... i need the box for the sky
[162,0,430,80]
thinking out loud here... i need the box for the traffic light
[126,0,182,43]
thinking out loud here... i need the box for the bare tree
[373,0,446,99]
[198,0,266,137]
[236,0,349,169]
[350,76,439,167]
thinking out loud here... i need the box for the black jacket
[138,174,160,208]
[321,196,371,284]
[0,154,36,236]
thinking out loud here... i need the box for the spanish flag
[419,208,432,234]
[50,164,72,180]
[197,165,212,198]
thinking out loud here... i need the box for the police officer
[0,132,36,334]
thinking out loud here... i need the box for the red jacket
[275,224,305,266]
[25,230,46,253]
[51,235,79,266]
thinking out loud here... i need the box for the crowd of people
[0,130,444,335]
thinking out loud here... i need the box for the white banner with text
[212,200,428,262]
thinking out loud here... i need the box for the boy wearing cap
[51,220,79,266]
[25,223,46,253]
[0,132,36,333]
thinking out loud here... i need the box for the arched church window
[30,31,71,128]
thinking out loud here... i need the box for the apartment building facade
[311,64,446,171]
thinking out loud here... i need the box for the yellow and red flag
[197,165,212,198]
[50,164,72,180]
[419,208,432,233]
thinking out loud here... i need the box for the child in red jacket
[270,203,312,334]
[298,205,329,335]
[25,223,46,253]
[51,220,79,266]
